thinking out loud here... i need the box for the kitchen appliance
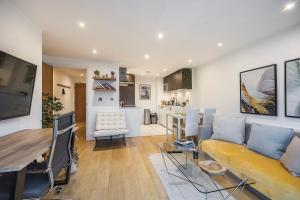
[150,113,158,124]
[144,109,151,125]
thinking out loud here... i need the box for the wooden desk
[0,128,52,200]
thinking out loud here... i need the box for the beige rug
[149,153,236,200]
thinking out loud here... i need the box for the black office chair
[24,112,76,199]
[0,112,75,200]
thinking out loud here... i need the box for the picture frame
[285,58,300,118]
[240,64,277,116]
[139,84,151,100]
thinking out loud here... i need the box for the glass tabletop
[158,141,197,153]
[158,141,256,199]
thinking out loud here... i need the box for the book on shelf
[94,83,105,89]
[93,83,116,90]
[103,83,115,90]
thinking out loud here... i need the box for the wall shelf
[93,88,116,92]
[93,77,116,81]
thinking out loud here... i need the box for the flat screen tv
[0,51,37,120]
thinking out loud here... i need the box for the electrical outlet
[110,97,114,101]
[98,97,102,101]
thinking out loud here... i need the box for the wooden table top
[0,128,52,173]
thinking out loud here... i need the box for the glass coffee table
[158,141,255,200]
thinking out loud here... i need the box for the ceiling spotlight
[144,54,150,59]
[217,42,223,47]
[284,2,296,11]
[163,68,167,72]
[80,73,84,77]
[141,72,145,75]
[157,32,164,40]
[188,59,192,63]
[156,73,160,76]
[78,21,85,28]
[92,49,98,55]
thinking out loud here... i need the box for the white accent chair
[93,112,128,147]
[185,107,201,137]
[199,108,216,140]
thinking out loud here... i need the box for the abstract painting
[240,65,277,116]
[139,84,151,100]
[285,58,300,118]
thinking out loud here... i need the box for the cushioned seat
[23,172,51,199]
[201,140,300,200]
[94,128,128,137]
[93,112,128,138]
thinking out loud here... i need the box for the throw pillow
[211,115,246,144]
[280,136,300,176]
[247,124,293,160]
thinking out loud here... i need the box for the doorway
[48,66,87,140]
[75,83,86,123]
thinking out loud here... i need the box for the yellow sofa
[201,139,300,200]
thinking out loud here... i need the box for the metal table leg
[160,148,206,194]
[166,114,168,137]
[177,116,181,140]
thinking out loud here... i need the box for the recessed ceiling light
[217,42,223,47]
[80,73,84,77]
[283,2,296,11]
[78,21,85,28]
[156,73,160,76]
[163,68,167,72]
[144,54,150,59]
[188,59,192,63]
[141,72,145,75]
[92,49,98,55]
[157,32,164,40]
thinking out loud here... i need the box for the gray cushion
[211,115,246,144]
[247,124,293,160]
[280,136,300,176]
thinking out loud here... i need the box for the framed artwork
[285,58,300,118]
[240,64,277,116]
[139,84,151,100]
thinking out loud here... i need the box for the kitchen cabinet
[163,68,192,92]
[119,67,135,106]
[119,67,127,82]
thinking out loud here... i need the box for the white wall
[135,75,157,112]
[0,0,42,136]
[196,27,300,130]
[53,69,75,114]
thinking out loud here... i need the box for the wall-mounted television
[0,51,37,120]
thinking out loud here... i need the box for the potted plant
[42,93,64,128]
[94,70,100,77]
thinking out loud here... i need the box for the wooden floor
[47,123,259,200]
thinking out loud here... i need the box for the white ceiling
[12,0,300,76]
